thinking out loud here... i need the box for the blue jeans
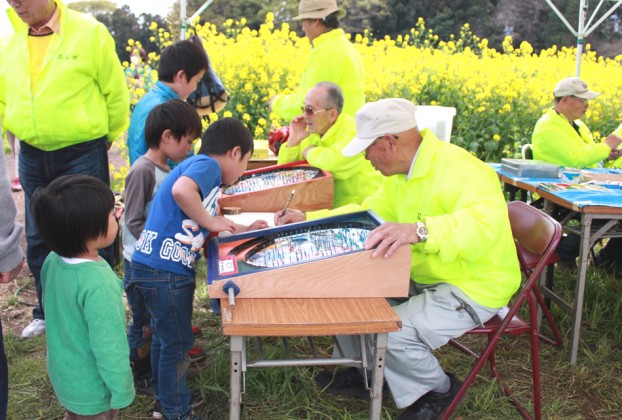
[130,262,195,418]
[123,259,152,363]
[19,138,112,320]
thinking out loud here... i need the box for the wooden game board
[218,161,334,212]
[207,211,412,299]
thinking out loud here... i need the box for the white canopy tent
[545,0,622,76]
[179,0,216,40]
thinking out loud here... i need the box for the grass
[5,259,622,419]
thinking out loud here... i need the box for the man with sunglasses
[277,82,381,208]
[1,0,129,338]
[269,0,365,121]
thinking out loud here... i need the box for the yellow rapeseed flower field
[119,14,622,186]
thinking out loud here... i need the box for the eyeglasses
[301,106,332,117]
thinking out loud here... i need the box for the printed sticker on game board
[218,255,239,275]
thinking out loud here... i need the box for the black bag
[187,60,229,115]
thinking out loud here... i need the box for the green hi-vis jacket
[605,123,622,169]
[311,130,521,309]
[271,29,365,121]
[531,108,609,169]
[278,113,382,208]
[0,0,129,150]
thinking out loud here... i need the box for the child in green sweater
[31,175,135,418]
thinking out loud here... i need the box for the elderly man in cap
[278,98,521,419]
[269,0,365,121]
[532,76,622,168]
[532,77,622,273]
[276,82,381,209]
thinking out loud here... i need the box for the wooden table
[247,151,278,170]
[535,187,622,364]
[220,297,402,420]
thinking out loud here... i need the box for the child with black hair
[31,174,135,418]
[131,118,269,420]
[122,99,203,396]
[127,40,208,165]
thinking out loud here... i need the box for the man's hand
[274,209,306,226]
[287,116,310,147]
[604,134,622,151]
[0,257,25,284]
[364,222,418,259]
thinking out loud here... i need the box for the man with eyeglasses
[269,0,365,121]
[0,0,129,339]
[532,77,622,168]
[276,82,381,209]
[277,98,521,419]
[532,77,622,275]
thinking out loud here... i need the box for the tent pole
[180,0,188,40]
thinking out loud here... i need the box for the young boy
[31,174,135,418]
[122,100,203,395]
[127,40,208,165]
[131,118,268,420]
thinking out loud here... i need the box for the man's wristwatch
[415,222,428,243]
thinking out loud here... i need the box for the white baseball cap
[342,98,418,157]
[553,77,600,100]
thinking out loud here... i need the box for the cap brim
[575,91,600,100]
[293,8,346,20]
[342,136,375,157]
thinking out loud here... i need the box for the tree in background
[68,2,167,59]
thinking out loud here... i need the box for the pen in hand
[280,189,296,218]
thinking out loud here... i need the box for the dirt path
[1,144,128,336]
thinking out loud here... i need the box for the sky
[115,0,175,17]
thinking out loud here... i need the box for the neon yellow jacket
[271,29,365,121]
[278,113,381,208]
[531,108,609,168]
[0,1,129,150]
[310,130,520,308]
[605,123,622,168]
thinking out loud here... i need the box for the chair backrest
[521,143,533,160]
[507,200,562,274]
[415,105,457,142]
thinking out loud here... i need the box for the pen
[280,189,296,217]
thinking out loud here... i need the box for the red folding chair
[443,201,563,419]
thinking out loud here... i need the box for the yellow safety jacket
[605,123,622,168]
[0,0,129,150]
[278,113,381,208]
[531,108,609,168]
[310,130,520,309]
[271,29,365,121]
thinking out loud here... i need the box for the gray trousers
[335,282,499,409]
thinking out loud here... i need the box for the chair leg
[529,293,542,420]
[533,286,563,347]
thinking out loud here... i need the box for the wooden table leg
[230,336,243,420]
[369,333,388,420]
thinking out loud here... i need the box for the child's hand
[247,220,269,232]
[208,216,236,233]
[275,209,306,226]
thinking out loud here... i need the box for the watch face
[417,223,428,240]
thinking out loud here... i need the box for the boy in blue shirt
[127,40,208,165]
[122,100,203,395]
[131,118,268,419]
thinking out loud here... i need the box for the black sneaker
[397,372,462,420]
[315,367,371,400]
